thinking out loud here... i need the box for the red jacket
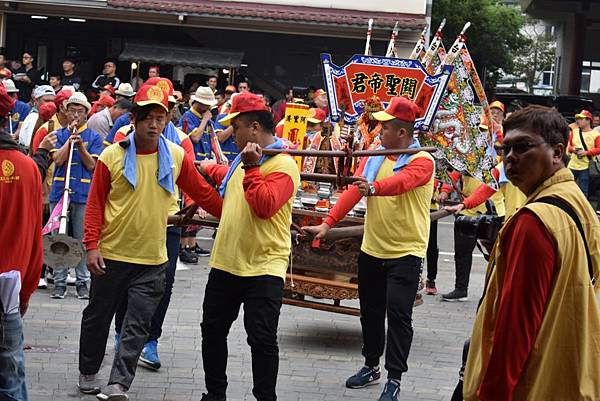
[0,141,43,305]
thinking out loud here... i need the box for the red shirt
[478,209,556,401]
[0,148,43,304]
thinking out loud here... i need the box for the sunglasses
[496,140,547,155]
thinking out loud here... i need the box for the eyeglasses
[68,109,87,116]
[496,140,546,155]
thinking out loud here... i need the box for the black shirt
[61,72,82,91]
[14,66,43,103]
[91,74,121,91]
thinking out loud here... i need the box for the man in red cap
[78,84,223,399]
[304,96,434,401]
[0,82,42,401]
[196,92,300,401]
[568,109,600,197]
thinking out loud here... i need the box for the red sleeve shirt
[587,135,600,157]
[242,167,295,219]
[462,167,500,210]
[478,210,556,401]
[83,160,110,250]
[0,149,43,304]
[203,163,229,186]
[325,156,433,227]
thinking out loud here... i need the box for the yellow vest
[362,152,434,259]
[464,168,600,401]
[501,180,526,219]
[98,141,185,265]
[209,154,300,280]
[568,128,600,170]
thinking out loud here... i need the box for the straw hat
[191,87,217,106]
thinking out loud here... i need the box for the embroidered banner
[321,54,453,130]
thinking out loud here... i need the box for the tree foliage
[512,21,556,93]
[431,0,528,89]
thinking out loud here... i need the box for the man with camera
[303,96,434,401]
[463,105,600,401]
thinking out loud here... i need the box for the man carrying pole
[303,96,434,401]
[78,84,223,400]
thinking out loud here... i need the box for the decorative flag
[418,24,498,190]
[42,197,65,235]
[321,53,453,130]
[282,103,310,169]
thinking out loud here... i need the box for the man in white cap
[19,85,55,150]
[115,83,136,101]
[178,87,218,162]
[48,92,103,300]
[2,79,30,140]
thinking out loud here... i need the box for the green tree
[432,0,528,90]
[512,21,556,93]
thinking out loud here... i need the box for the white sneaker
[66,273,76,286]
[38,278,47,289]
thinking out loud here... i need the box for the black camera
[455,214,504,241]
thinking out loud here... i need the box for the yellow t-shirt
[460,176,488,217]
[209,154,301,280]
[98,141,185,265]
[361,152,434,259]
[568,128,600,170]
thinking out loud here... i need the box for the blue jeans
[572,168,590,198]
[0,312,27,401]
[49,202,90,286]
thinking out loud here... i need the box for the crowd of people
[1,54,599,401]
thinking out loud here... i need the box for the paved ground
[23,217,487,401]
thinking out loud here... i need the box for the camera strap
[577,128,591,158]
[536,196,595,284]
[477,196,595,311]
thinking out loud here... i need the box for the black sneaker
[200,393,226,401]
[193,245,211,257]
[441,289,468,302]
[179,247,198,264]
[345,365,381,388]
[76,283,90,300]
[378,379,400,401]
[51,286,67,299]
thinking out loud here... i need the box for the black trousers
[115,227,181,341]
[201,269,283,401]
[358,252,422,380]
[453,222,478,292]
[79,259,165,389]
[426,215,439,282]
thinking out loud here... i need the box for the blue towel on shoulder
[123,132,175,194]
[362,138,421,183]
[218,138,285,198]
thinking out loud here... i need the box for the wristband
[241,163,260,170]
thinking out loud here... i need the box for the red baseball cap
[134,84,169,112]
[39,102,57,122]
[575,110,593,121]
[54,89,73,110]
[97,94,116,108]
[225,85,236,93]
[307,108,326,124]
[0,83,15,116]
[218,92,270,126]
[102,84,115,96]
[145,77,174,99]
[372,96,420,123]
